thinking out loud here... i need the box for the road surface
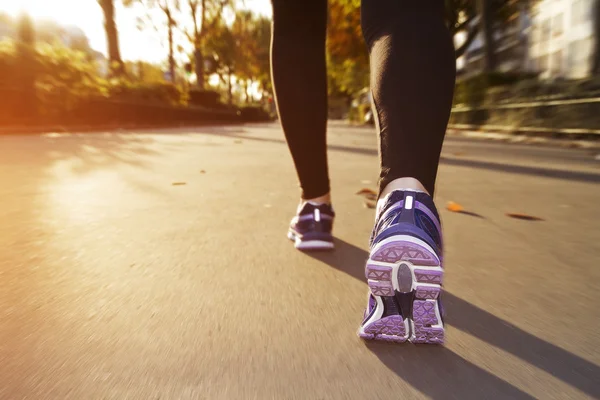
[1,123,599,399]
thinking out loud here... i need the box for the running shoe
[287,202,335,250]
[358,190,444,344]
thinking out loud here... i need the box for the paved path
[1,123,599,399]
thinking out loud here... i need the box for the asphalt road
[1,123,599,399]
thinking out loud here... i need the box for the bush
[109,81,183,105]
[238,106,273,122]
[0,39,108,123]
[188,89,222,108]
[454,72,540,107]
[35,42,108,118]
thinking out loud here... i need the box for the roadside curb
[446,126,600,151]
[0,121,245,136]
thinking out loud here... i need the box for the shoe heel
[411,269,444,344]
[366,235,445,345]
[411,298,444,344]
[358,294,409,343]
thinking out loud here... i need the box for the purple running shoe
[288,202,335,250]
[358,190,445,344]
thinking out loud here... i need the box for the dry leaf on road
[356,188,377,201]
[446,201,464,212]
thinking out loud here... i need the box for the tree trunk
[99,0,124,77]
[478,0,497,72]
[190,0,205,88]
[16,13,37,119]
[245,81,250,104]
[227,67,233,105]
[196,0,207,87]
[194,48,204,88]
[167,11,176,83]
[591,0,600,75]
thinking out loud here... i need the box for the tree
[591,0,600,75]
[229,11,271,103]
[125,0,180,83]
[98,0,125,76]
[478,0,497,71]
[201,10,271,105]
[16,12,37,117]
[327,0,369,99]
[204,19,236,103]
[445,0,478,58]
[161,1,178,83]
[186,0,234,89]
[448,0,522,60]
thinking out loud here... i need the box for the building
[528,0,597,78]
[456,8,532,76]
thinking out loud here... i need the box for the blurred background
[0,0,599,133]
[1,1,599,399]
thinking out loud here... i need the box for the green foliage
[188,89,222,108]
[0,40,18,84]
[230,11,271,95]
[327,0,369,98]
[126,61,167,83]
[238,105,273,122]
[453,72,600,109]
[109,81,183,105]
[35,42,108,117]
[0,38,188,124]
[327,54,369,98]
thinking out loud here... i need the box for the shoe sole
[358,235,444,344]
[287,230,334,251]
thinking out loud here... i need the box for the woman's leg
[361,0,456,198]
[271,0,335,250]
[270,0,329,201]
[358,0,456,344]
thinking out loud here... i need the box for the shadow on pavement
[213,132,600,185]
[306,238,600,399]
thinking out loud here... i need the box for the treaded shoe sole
[287,230,334,251]
[358,235,444,344]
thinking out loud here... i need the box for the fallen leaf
[200,170,206,174]
[172,182,187,186]
[364,200,376,209]
[446,201,464,212]
[505,213,544,221]
[356,188,377,201]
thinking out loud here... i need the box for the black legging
[271,0,456,199]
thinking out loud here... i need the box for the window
[572,0,583,25]
[550,50,563,74]
[532,24,542,44]
[541,19,551,42]
[570,38,594,63]
[539,54,550,71]
[572,0,591,25]
[552,13,564,36]
[568,41,578,68]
